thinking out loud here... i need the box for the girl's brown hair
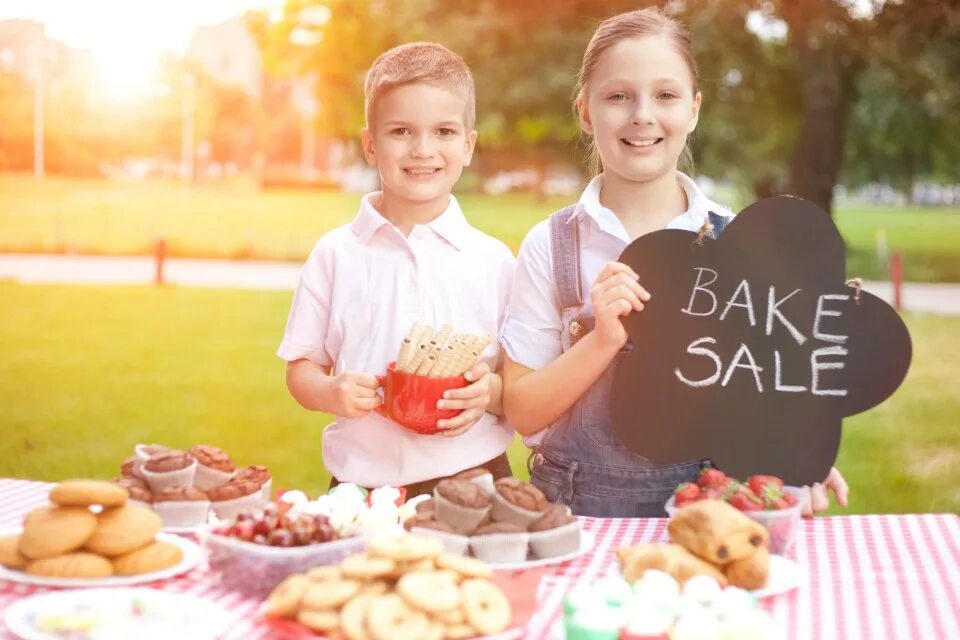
[574,7,699,176]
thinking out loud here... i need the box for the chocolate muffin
[528,504,576,532]
[436,479,491,510]
[490,478,548,528]
[473,522,525,536]
[188,445,236,491]
[144,451,194,473]
[153,486,211,528]
[141,451,197,493]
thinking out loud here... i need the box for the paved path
[2,254,959,316]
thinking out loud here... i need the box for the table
[2,478,958,639]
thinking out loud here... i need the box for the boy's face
[362,82,476,208]
[579,36,701,184]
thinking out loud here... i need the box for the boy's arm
[286,359,381,417]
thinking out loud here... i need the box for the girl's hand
[589,262,650,350]
[801,466,850,516]
[436,362,493,437]
[330,372,382,417]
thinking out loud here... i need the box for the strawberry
[728,489,764,511]
[674,482,701,506]
[783,492,799,506]
[701,485,728,501]
[747,475,784,496]
[697,468,729,488]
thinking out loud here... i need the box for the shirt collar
[350,193,473,251]
[570,171,716,235]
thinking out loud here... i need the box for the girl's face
[580,35,701,183]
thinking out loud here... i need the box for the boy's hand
[590,262,650,350]
[330,372,381,418]
[801,466,849,516]
[436,362,493,437]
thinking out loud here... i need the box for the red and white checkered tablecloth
[1,478,958,639]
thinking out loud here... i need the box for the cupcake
[490,477,548,527]
[469,522,529,564]
[433,479,491,534]
[112,476,152,509]
[454,467,495,496]
[134,443,170,476]
[528,504,581,558]
[208,480,263,522]
[188,445,236,492]
[141,450,197,492]
[152,486,211,528]
[120,456,141,479]
[234,465,272,506]
[411,519,470,555]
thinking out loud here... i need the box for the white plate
[489,530,595,571]
[752,553,802,598]
[0,530,203,588]
[5,587,231,640]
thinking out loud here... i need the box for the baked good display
[263,531,514,639]
[408,471,583,564]
[618,499,771,590]
[110,443,271,529]
[0,480,183,579]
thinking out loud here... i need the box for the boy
[278,43,515,495]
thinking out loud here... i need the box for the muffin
[490,477,548,527]
[112,476,152,509]
[120,456,140,479]
[433,479,492,534]
[134,443,170,476]
[141,450,197,493]
[410,519,470,555]
[234,465,272,505]
[528,504,581,559]
[208,480,263,522]
[188,445,236,492]
[152,486,211,528]
[454,467,496,497]
[469,522,530,564]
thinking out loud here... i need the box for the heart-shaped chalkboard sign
[610,196,911,486]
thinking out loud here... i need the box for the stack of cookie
[0,480,182,579]
[404,469,582,564]
[264,531,513,639]
[113,443,272,528]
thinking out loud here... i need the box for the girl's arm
[504,261,649,435]
[503,332,621,435]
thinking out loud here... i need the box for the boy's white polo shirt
[278,193,515,488]
[502,171,734,372]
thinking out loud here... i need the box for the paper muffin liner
[410,526,470,556]
[469,531,530,564]
[211,491,263,522]
[528,521,581,559]
[193,464,235,492]
[465,472,496,497]
[432,488,491,534]
[141,458,197,493]
[258,478,273,506]
[490,490,546,528]
[153,499,212,528]
[133,443,170,477]
[128,498,153,511]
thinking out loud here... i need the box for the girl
[501,7,848,517]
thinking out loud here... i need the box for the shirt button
[408,281,418,293]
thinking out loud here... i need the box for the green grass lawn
[2,174,959,281]
[0,282,957,514]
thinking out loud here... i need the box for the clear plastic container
[200,528,366,597]
[664,486,803,555]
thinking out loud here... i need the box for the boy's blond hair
[364,42,476,130]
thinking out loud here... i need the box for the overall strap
[549,205,584,311]
[708,211,730,238]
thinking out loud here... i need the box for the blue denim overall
[529,205,730,517]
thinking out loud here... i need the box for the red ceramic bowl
[376,362,467,434]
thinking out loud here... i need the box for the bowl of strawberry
[665,469,803,554]
[202,502,365,596]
